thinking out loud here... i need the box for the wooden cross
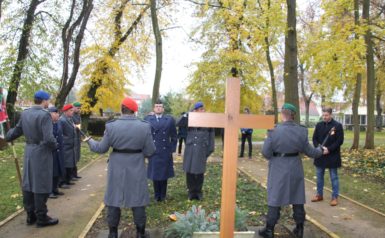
[188,77,274,238]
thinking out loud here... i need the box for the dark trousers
[153,180,168,201]
[186,173,204,199]
[178,138,186,154]
[52,176,59,193]
[240,133,252,157]
[65,168,73,183]
[23,191,49,220]
[73,166,78,177]
[107,206,146,228]
[267,204,306,225]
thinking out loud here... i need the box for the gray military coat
[59,115,77,168]
[87,115,156,208]
[6,106,57,193]
[262,121,322,206]
[72,113,82,162]
[183,127,215,174]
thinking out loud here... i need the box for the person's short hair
[121,105,134,115]
[281,109,295,120]
[322,107,333,114]
[244,107,250,113]
[34,98,43,104]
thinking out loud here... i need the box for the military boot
[36,215,59,228]
[108,226,118,238]
[293,223,304,238]
[26,212,37,225]
[136,224,149,238]
[258,223,275,238]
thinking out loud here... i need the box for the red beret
[62,104,74,112]
[121,97,138,112]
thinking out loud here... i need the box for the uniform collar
[120,114,136,120]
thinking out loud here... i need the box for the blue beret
[47,106,58,113]
[193,101,204,110]
[34,90,50,100]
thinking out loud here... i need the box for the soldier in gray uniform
[6,90,59,227]
[178,102,215,200]
[72,102,82,179]
[59,104,77,186]
[259,103,325,238]
[85,97,156,238]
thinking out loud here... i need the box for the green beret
[73,102,82,107]
[282,103,297,113]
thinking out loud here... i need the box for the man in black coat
[311,107,344,206]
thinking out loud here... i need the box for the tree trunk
[55,0,94,109]
[265,0,278,123]
[6,0,42,126]
[299,64,312,127]
[351,0,362,150]
[283,0,300,123]
[0,0,3,20]
[81,3,149,130]
[376,80,383,131]
[150,0,163,105]
[363,0,375,149]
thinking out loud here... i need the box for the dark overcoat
[87,115,156,208]
[312,119,344,168]
[6,106,57,193]
[145,114,177,180]
[262,121,323,206]
[72,112,82,162]
[52,122,65,177]
[59,115,77,168]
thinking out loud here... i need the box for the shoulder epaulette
[140,119,150,124]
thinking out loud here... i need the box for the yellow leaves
[10,193,20,199]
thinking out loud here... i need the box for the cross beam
[188,77,274,238]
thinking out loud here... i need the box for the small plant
[164,205,248,238]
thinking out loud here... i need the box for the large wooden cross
[188,77,274,238]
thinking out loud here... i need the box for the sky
[130,0,310,97]
[130,1,203,96]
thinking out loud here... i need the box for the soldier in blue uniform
[48,106,65,198]
[6,90,59,227]
[145,99,177,202]
[177,112,188,155]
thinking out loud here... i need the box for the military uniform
[52,120,64,194]
[59,114,77,184]
[6,103,58,226]
[178,112,215,200]
[261,119,322,238]
[87,114,156,237]
[145,114,177,201]
[72,111,82,178]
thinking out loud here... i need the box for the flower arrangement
[165,205,248,238]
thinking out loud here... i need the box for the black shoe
[60,184,71,189]
[136,224,148,238]
[49,193,58,199]
[53,191,65,196]
[26,212,37,225]
[65,182,75,185]
[36,216,59,227]
[293,223,304,238]
[74,176,82,179]
[258,224,274,238]
[71,178,79,181]
[108,226,118,238]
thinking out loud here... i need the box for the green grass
[0,143,100,221]
[302,158,385,214]
[94,163,270,230]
